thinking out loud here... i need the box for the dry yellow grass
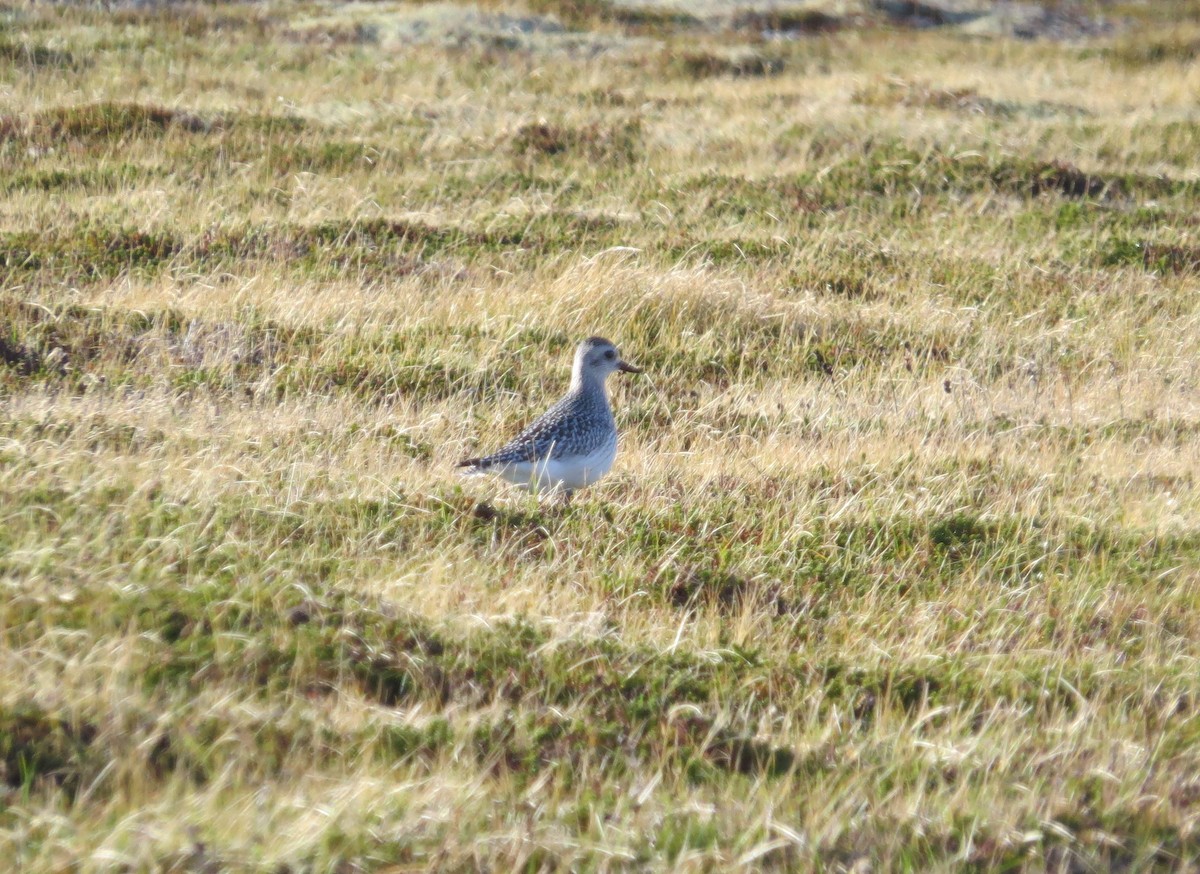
[2,1,1200,870]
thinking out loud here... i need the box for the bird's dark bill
[617,360,643,374]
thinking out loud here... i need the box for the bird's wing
[459,399,573,468]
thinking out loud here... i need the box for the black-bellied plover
[458,337,642,500]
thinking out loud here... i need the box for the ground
[2,0,1200,870]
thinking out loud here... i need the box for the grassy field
[2,0,1200,870]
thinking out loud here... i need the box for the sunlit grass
[1,1,1199,870]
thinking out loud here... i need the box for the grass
[2,1,1200,870]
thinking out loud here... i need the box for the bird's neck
[570,367,608,398]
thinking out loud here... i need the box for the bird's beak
[617,359,643,374]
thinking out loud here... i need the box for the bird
[458,336,643,501]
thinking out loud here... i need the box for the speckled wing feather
[459,390,614,469]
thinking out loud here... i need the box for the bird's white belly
[497,438,618,492]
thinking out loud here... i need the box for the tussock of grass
[665,46,786,79]
[1102,238,1200,274]
[0,164,149,195]
[1,101,210,143]
[730,8,843,36]
[0,40,77,70]
[853,77,1089,119]
[510,118,642,163]
[1,227,182,284]
[506,0,700,34]
[815,143,1188,202]
[2,2,1200,871]
[1101,30,1200,67]
[0,706,98,794]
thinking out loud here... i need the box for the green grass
[1,1,1199,871]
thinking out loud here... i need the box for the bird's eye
[605,350,616,359]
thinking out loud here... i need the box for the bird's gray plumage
[457,336,642,495]
[463,384,615,467]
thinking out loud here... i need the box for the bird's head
[573,336,642,386]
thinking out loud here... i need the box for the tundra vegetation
[1,0,1199,870]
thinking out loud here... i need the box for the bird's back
[460,386,614,470]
